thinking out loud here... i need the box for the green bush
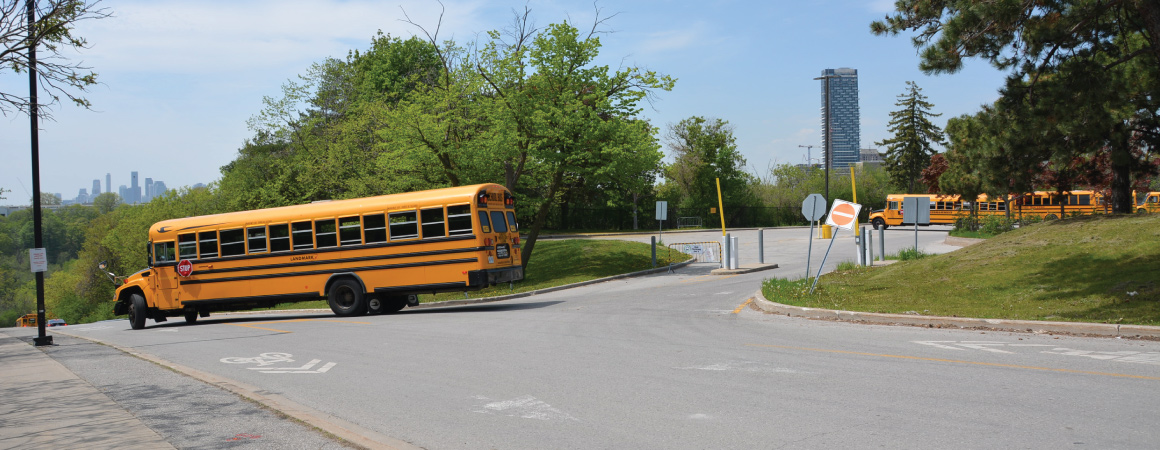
[954,216,979,232]
[980,215,1016,235]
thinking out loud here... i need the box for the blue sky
[0,0,1009,204]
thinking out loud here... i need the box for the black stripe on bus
[374,282,465,295]
[179,258,479,286]
[173,234,478,265]
[180,292,320,306]
[192,246,491,276]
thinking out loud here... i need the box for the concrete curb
[750,289,1160,340]
[709,263,779,275]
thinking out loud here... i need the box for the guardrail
[667,241,722,263]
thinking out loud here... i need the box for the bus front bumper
[469,266,524,287]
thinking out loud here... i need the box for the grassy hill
[764,214,1160,326]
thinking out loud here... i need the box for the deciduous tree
[0,0,111,117]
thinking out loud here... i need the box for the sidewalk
[0,330,174,450]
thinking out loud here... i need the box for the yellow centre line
[227,318,372,333]
[745,343,1160,381]
[229,323,292,333]
[732,298,753,314]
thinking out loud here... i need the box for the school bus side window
[421,207,446,238]
[269,224,291,252]
[316,219,338,248]
[364,214,386,243]
[292,221,314,250]
[198,231,219,258]
[389,211,418,240]
[154,242,175,263]
[339,216,362,246]
[247,226,268,254]
[447,205,473,235]
[220,228,245,257]
[178,234,197,259]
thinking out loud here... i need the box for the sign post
[810,199,862,294]
[655,200,668,244]
[800,194,826,278]
[902,197,931,253]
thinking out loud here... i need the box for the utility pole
[28,0,52,346]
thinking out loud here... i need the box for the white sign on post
[29,248,48,273]
[824,199,863,231]
[655,201,668,221]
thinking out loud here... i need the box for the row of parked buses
[868,190,1160,229]
[108,184,525,330]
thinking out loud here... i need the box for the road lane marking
[471,395,578,421]
[746,343,1160,381]
[226,318,371,333]
[680,274,739,284]
[221,353,337,374]
[229,323,292,333]
[732,298,753,314]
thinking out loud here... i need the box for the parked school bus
[109,184,524,330]
[1137,191,1160,214]
[868,191,1106,229]
[15,313,37,327]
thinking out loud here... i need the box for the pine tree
[876,82,944,194]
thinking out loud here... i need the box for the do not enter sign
[176,259,194,277]
[825,199,862,230]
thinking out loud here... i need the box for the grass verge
[263,239,688,310]
[763,214,1160,326]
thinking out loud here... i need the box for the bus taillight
[477,192,489,207]
[504,192,515,208]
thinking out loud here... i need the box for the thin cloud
[66,0,485,73]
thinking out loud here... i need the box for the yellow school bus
[868,191,1105,229]
[111,184,524,329]
[15,313,37,327]
[1137,191,1160,213]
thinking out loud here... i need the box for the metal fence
[667,241,722,263]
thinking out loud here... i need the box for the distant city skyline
[23,171,180,206]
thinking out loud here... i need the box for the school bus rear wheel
[328,279,367,317]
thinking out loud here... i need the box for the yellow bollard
[821,224,832,239]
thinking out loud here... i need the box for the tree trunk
[519,166,565,268]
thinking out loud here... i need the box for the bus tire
[129,294,147,330]
[328,279,366,317]
[366,296,384,315]
[1139,208,1148,214]
[381,296,408,314]
[1044,214,1058,220]
[871,218,886,230]
[184,310,199,324]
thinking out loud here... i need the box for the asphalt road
[29,226,1160,449]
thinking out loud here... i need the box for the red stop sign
[176,259,194,277]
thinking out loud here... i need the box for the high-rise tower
[819,68,861,169]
